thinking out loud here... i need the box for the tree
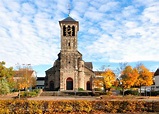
[93,78,104,91]
[101,69,116,92]
[134,64,153,95]
[116,62,128,78]
[119,65,139,96]
[14,67,37,91]
[0,61,14,94]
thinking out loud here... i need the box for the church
[44,16,95,91]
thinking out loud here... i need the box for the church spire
[68,4,71,16]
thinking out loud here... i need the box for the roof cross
[68,4,71,16]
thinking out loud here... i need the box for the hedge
[0,100,159,113]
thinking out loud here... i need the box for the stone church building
[45,16,95,91]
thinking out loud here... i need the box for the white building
[154,68,159,91]
[36,77,45,89]
[140,68,159,92]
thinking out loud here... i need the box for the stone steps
[40,91,59,96]
[40,91,66,96]
[40,91,93,96]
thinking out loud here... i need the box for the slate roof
[61,16,76,22]
[154,68,159,76]
[37,77,45,81]
[94,71,104,75]
[59,16,79,31]
[14,70,34,77]
[84,62,93,70]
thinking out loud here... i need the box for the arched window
[66,77,73,90]
[68,42,70,46]
[86,81,91,90]
[63,25,66,36]
[72,26,75,36]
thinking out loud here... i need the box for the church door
[66,77,73,90]
[86,81,91,90]
[49,81,54,91]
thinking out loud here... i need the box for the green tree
[0,61,14,95]
[0,77,10,94]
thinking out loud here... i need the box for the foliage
[152,91,159,96]
[101,69,116,91]
[113,79,120,87]
[116,62,128,78]
[32,89,41,94]
[78,88,84,91]
[119,65,139,95]
[14,67,37,91]
[0,61,14,95]
[120,66,139,89]
[19,89,40,98]
[0,100,159,113]
[0,77,10,94]
[124,90,139,95]
[93,78,103,89]
[94,88,103,91]
[135,64,153,94]
[20,91,37,98]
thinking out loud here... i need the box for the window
[68,42,70,46]
[72,26,75,36]
[86,81,91,90]
[66,77,73,90]
[63,25,66,36]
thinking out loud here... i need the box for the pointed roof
[84,62,93,70]
[61,16,76,22]
[154,68,159,76]
[14,70,34,77]
[59,16,79,31]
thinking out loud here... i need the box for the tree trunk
[139,84,141,96]
[122,88,125,96]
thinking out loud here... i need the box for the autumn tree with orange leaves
[134,64,153,95]
[119,65,139,96]
[14,64,36,91]
[93,78,104,91]
[101,69,116,92]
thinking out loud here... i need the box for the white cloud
[0,0,159,75]
[99,1,119,12]
[142,6,159,24]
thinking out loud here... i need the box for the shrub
[124,90,139,95]
[150,91,159,96]
[94,88,102,91]
[106,91,112,95]
[0,100,159,113]
[32,89,40,94]
[78,88,84,91]
[20,91,38,98]
[77,92,89,96]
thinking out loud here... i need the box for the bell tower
[59,16,79,51]
[59,16,81,91]
[45,16,94,91]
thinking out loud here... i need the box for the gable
[154,68,159,76]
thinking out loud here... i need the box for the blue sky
[0,0,159,77]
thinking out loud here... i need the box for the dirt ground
[1,92,159,101]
